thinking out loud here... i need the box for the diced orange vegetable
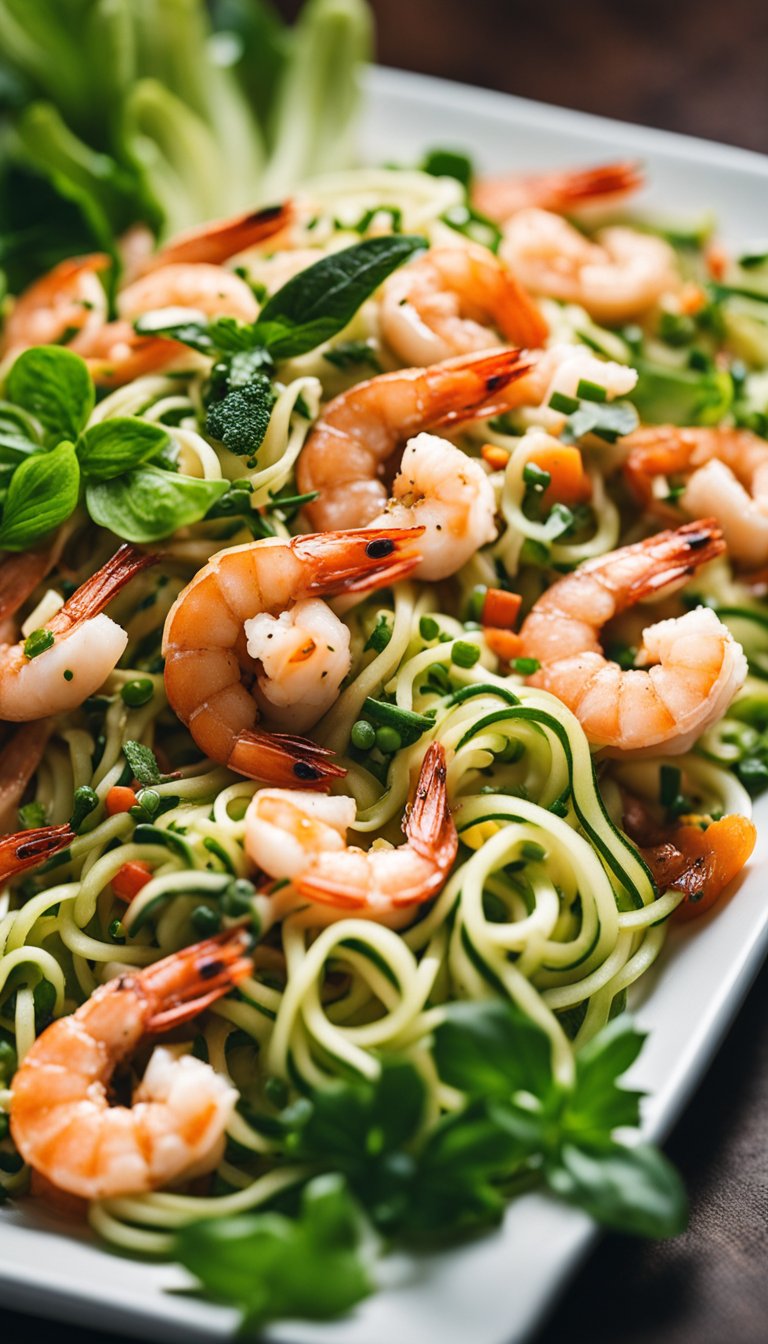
[484,628,525,662]
[105,785,138,816]
[671,815,757,921]
[525,443,591,507]
[705,243,728,282]
[677,282,707,316]
[112,860,153,902]
[481,443,511,472]
[482,587,523,630]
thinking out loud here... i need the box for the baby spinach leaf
[86,465,228,542]
[251,234,427,359]
[545,1142,687,1239]
[76,417,170,481]
[0,439,80,551]
[6,346,95,444]
[175,1175,373,1331]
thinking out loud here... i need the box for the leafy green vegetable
[175,1175,373,1331]
[86,464,228,542]
[434,999,554,1101]
[631,360,733,425]
[0,439,80,550]
[251,234,427,359]
[546,1143,686,1238]
[122,740,162,786]
[565,399,639,444]
[5,346,95,443]
[421,147,474,190]
[76,417,170,480]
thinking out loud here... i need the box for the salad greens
[0,0,371,289]
[176,1004,685,1330]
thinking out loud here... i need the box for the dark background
[7,4,768,1343]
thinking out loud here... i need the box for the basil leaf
[0,439,80,551]
[176,1175,373,1330]
[564,1016,645,1143]
[86,465,228,542]
[433,1000,554,1101]
[546,1142,688,1239]
[77,417,170,481]
[252,234,427,359]
[6,346,95,443]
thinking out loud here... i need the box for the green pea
[136,788,161,818]
[222,878,256,916]
[419,615,439,641]
[350,719,376,751]
[375,725,401,755]
[191,905,222,936]
[121,678,155,708]
[451,640,481,668]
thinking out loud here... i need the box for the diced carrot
[112,860,153,902]
[482,587,523,630]
[105,785,138,816]
[672,814,757,921]
[525,443,592,507]
[677,282,707,316]
[705,243,728,282]
[484,628,525,662]
[481,442,511,471]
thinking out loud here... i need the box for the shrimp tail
[404,741,458,874]
[0,823,75,884]
[474,160,644,221]
[49,544,158,632]
[618,518,725,603]
[141,926,255,1031]
[294,526,425,596]
[228,728,347,789]
[431,347,535,427]
[140,202,293,273]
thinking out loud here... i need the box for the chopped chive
[70,785,99,832]
[203,836,237,874]
[512,657,540,675]
[191,905,221,936]
[108,918,126,944]
[222,878,257,917]
[23,629,54,660]
[266,490,319,514]
[364,616,392,653]
[659,764,682,810]
[350,719,376,751]
[519,538,550,567]
[451,640,481,669]
[520,840,546,862]
[523,461,551,489]
[419,615,440,641]
[548,391,580,415]
[576,378,608,403]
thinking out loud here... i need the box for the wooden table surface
[6,5,768,1343]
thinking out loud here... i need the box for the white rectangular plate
[2,65,768,1344]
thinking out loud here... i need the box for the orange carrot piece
[481,443,511,472]
[705,243,728,282]
[112,860,153,902]
[525,443,592,507]
[484,628,525,662]
[105,785,138,816]
[482,588,523,630]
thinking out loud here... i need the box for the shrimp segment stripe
[456,702,655,909]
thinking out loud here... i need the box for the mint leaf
[252,234,427,359]
[86,465,228,542]
[6,346,95,443]
[546,1142,688,1238]
[0,439,80,551]
[122,740,162,787]
[76,417,169,481]
[175,1175,373,1330]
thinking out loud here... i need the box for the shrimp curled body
[10,929,253,1200]
[245,742,458,929]
[519,520,747,754]
[162,528,424,786]
[297,347,533,533]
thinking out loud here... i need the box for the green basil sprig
[86,465,229,543]
[0,440,80,552]
[6,346,95,444]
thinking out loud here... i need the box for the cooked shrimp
[473,160,644,222]
[134,202,293,274]
[163,528,423,786]
[367,432,496,580]
[500,209,680,324]
[0,822,74,885]
[0,722,51,831]
[245,742,457,929]
[379,241,547,366]
[0,544,155,721]
[519,519,747,754]
[624,425,768,568]
[118,265,259,324]
[297,347,533,532]
[0,545,60,625]
[1,254,108,357]
[10,928,253,1199]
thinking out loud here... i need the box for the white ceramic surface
[2,64,767,1344]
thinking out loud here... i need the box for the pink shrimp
[0,823,75,885]
[473,160,644,222]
